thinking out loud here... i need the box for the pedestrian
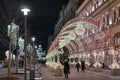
[63,59,70,78]
[75,62,80,72]
[19,59,24,68]
[81,60,85,72]
[102,62,105,69]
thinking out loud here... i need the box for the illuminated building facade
[46,0,120,73]
[76,0,120,68]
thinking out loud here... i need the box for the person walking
[19,59,24,68]
[75,62,80,72]
[81,60,85,72]
[63,59,70,78]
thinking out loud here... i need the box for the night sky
[0,0,69,53]
[19,0,69,51]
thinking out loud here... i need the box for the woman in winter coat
[63,59,70,78]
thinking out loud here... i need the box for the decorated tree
[0,0,24,77]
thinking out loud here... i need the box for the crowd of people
[63,59,85,78]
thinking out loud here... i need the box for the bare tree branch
[0,0,24,52]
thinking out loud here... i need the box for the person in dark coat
[81,60,85,72]
[63,59,70,78]
[75,62,80,72]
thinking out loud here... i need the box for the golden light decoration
[109,62,120,69]
[93,62,102,68]
[85,62,91,66]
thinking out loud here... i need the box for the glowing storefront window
[117,49,120,64]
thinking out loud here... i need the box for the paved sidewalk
[86,68,120,80]
[41,67,120,80]
[0,65,42,80]
[0,65,120,80]
[0,68,16,77]
[0,68,8,76]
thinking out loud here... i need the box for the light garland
[109,62,120,69]
[85,61,91,66]
[75,22,85,35]
[93,61,102,68]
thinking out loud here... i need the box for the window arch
[114,32,120,46]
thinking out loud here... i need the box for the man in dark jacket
[63,59,70,78]
[75,62,80,72]
[81,60,85,72]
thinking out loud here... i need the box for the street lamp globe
[31,37,36,42]
[21,8,30,16]
[35,46,37,49]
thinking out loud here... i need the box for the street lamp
[21,7,30,80]
[21,8,30,16]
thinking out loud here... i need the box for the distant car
[0,61,7,68]
[3,61,8,67]
[0,61,3,69]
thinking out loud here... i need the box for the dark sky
[19,0,69,50]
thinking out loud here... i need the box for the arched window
[114,32,120,46]
[104,37,110,47]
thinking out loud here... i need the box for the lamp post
[21,8,30,80]
[27,44,33,70]
[31,37,36,69]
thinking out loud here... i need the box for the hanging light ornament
[82,35,84,38]
[75,21,85,35]
[67,31,76,40]
[59,37,70,48]
[92,28,95,34]
[99,23,102,30]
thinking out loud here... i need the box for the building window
[98,0,102,6]
[86,12,89,16]
[89,5,92,14]
[107,15,109,25]
[114,33,120,46]
[104,37,110,47]
[114,10,117,21]
[103,18,105,23]
[92,6,95,12]
[96,0,99,8]
[119,7,120,17]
